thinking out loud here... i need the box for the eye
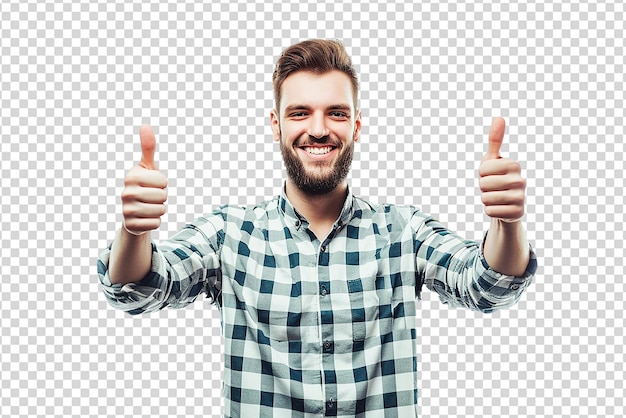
[289,112,308,118]
[329,111,349,119]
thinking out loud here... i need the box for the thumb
[139,125,157,170]
[484,117,506,160]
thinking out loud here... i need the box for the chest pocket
[347,277,384,341]
[330,241,415,341]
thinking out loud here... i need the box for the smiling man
[98,39,537,417]
[272,68,361,239]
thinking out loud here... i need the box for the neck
[285,179,348,229]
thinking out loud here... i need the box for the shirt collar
[278,183,356,229]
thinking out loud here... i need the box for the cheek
[280,123,306,144]
[330,120,354,137]
[338,126,356,143]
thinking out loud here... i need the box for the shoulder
[352,195,429,225]
[193,196,280,228]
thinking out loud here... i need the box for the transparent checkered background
[1,1,624,417]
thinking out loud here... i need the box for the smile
[302,146,335,155]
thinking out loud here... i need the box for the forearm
[483,218,530,277]
[108,226,154,285]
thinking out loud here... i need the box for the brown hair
[272,39,359,113]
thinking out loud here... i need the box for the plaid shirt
[98,188,537,417]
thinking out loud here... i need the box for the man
[98,39,537,417]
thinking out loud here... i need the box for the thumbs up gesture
[121,125,168,235]
[478,118,526,223]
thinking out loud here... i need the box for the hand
[121,125,168,235]
[478,117,526,223]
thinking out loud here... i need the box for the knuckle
[124,167,142,184]
[123,220,139,232]
[512,178,526,190]
[122,205,137,218]
[153,172,168,188]
[121,188,136,202]
[508,210,524,221]
[506,160,521,172]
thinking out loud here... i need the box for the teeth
[305,146,333,155]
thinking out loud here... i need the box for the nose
[307,112,329,140]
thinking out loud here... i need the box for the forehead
[279,70,355,112]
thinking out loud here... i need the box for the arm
[108,228,153,285]
[483,219,529,277]
[414,213,536,313]
[414,118,537,312]
[98,216,224,314]
[109,125,167,285]
[97,125,222,313]
[479,117,532,277]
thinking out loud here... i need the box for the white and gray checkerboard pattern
[1,1,624,417]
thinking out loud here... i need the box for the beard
[280,135,355,196]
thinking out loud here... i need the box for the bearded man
[98,39,537,417]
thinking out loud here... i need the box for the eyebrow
[284,104,352,114]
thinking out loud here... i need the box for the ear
[270,109,281,142]
[353,109,362,143]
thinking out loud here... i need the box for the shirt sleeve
[97,212,225,315]
[411,211,537,313]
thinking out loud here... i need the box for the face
[270,70,361,195]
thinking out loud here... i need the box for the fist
[478,118,526,222]
[121,125,168,235]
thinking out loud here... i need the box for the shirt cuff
[477,232,538,293]
[97,242,171,314]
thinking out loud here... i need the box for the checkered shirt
[98,187,537,417]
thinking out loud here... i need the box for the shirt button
[320,246,326,253]
[323,340,333,352]
[511,284,520,290]
[320,285,328,296]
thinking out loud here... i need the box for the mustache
[294,134,340,148]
